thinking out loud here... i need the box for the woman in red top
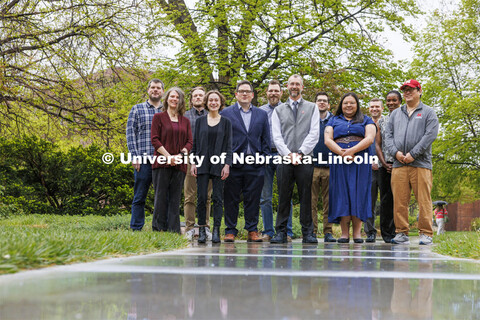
[151,87,192,233]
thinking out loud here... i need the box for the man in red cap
[384,79,439,245]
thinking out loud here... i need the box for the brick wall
[445,200,480,231]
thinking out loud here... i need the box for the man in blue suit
[220,80,271,242]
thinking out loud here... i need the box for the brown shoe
[287,235,292,242]
[262,234,271,242]
[224,233,235,242]
[247,231,263,242]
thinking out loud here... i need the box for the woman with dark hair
[191,90,232,243]
[324,92,376,243]
[151,87,192,233]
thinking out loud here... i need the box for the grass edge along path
[0,214,188,275]
[433,231,480,260]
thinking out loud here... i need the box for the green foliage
[0,214,188,274]
[153,0,416,102]
[471,218,480,232]
[410,0,480,202]
[0,136,140,215]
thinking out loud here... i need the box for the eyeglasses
[237,90,252,95]
[402,87,418,93]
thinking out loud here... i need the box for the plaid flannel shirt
[126,101,162,157]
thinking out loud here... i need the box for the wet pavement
[1,240,479,319]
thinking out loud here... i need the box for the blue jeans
[260,159,293,237]
[130,164,152,230]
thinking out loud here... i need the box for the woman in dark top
[151,87,192,233]
[191,90,232,243]
[324,92,376,243]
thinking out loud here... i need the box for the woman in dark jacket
[191,90,232,243]
[151,87,192,233]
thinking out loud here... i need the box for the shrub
[471,218,480,232]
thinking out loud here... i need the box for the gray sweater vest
[275,100,316,155]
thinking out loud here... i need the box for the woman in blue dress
[325,92,376,243]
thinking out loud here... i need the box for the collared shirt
[272,98,320,156]
[238,104,253,154]
[184,107,208,139]
[313,111,333,167]
[126,100,162,157]
[259,102,281,149]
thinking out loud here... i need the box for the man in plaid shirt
[126,79,164,230]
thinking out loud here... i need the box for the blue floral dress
[326,114,375,223]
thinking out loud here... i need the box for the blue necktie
[293,101,298,119]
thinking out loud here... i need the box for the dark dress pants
[378,165,396,241]
[276,163,314,236]
[223,165,264,235]
[197,174,224,227]
[152,167,185,233]
[364,169,379,235]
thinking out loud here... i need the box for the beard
[149,94,162,103]
[289,89,300,98]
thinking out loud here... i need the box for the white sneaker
[185,229,195,241]
[391,232,410,244]
[205,227,213,241]
[419,233,433,245]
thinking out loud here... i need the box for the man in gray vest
[270,74,319,243]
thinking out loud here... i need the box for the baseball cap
[400,79,421,90]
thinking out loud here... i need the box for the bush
[471,218,480,232]
[0,136,143,215]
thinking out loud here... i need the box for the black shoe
[383,238,392,244]
[337,238,350,243]
[302,233,318,244]
[212,226,221,243]
[198,227,206,243]
[270,232,287,243]
[324,233,337,243]
[353,238,364,244]
[366,233,376,243]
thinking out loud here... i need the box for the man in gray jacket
[385,79,439,245]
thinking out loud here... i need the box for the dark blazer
[191,115,233,176]
[220,103,271,167]
[151,111,192,173]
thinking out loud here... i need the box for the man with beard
[259,80,294,242]
[126,78,164,231]
[270,74,319,243]
[364,98,384,242]
[183,87,213,241]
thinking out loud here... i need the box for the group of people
[126,76,439,245]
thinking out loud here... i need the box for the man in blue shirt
[311,92,336,242]
[259,80,294,242]
[126,79,164,230]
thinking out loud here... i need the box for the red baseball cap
[400,79,421,90]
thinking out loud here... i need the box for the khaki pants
[311,167,332,235]
[391,166,433,236]
[184,163,212,231]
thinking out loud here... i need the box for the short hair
[335,92,364,124]
[369,98,383,106]
[386,90,402,102]
[315,91,330,103]
[288,74,303,85]
[147,78,164,90]
[236,80,253,92]
[267,80,282,90]
[188,86,206,108]
[204,90,227,111]
[162,87,186,116]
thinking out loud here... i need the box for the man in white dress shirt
[270,74,320,243]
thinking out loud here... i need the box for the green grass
[0,214,188,274]
[433,231,480,260]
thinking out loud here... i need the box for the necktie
[293,101,298,119]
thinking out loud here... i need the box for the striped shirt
[126,101,162,157]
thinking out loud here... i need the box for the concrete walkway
[1,240,479,319]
